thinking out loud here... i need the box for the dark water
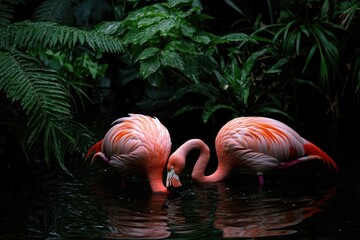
[1,152,359,240]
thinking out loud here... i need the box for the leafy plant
[273,9,341,91]
[223,0,360,128]
[34,49,109,110]
[111,0,289,123]
[0,20,123,174]
[171,45,293,123]
[117,0,216,86]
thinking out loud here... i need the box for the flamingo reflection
[103,193,171,239]
[86,174,167,239]
[206,183,336,238]
[89,169,336,239]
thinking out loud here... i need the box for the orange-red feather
[85,139,103,160]
[303,141,339,171]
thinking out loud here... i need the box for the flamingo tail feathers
[85,140,103,160]
[303,141,339,171]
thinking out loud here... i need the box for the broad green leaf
[165,40,197,54]
[180,23,196,37]
[217,33,252,44]
[158,18,177,35]
[160,50,184,71]
[140,56,161,78]
[139,25,160,44]
[193,33,211,44]
[136,47,161,61]
[138,16,164,28]
[95,21,121,35]
[123,25,159,45]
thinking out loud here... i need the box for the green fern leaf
[0,50,71,138]
[0,50,79,174]
[0,21,123,53]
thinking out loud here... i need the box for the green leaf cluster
[116,0,272,123]
[273,12,341,90]
[119,0,217,86]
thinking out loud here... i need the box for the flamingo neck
[192,149,229,183]
[169,139,227,183]
[148,174,170,193]
[147,164,169,193]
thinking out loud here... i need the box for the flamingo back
[216,117,306,162]
[102,114,171,173]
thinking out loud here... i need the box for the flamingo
[166,116,339,187]
[86,113,179,193]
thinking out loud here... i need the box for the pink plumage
[215,117,338,184]
[167,116,338,186]
[86,114,172,193]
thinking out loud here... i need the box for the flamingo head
[166,166,182,188]
[166,153,185,188]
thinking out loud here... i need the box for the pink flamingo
[167,116,339,187]
[86,113,179,193]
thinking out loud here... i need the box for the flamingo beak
[166,167,182,188]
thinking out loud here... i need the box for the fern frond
[0,49,71,140]
[0,50,82,173]
[0,21,123,53]
[33,0,74,25]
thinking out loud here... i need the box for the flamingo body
[168,117,338,186]
[214,117,338,184]
[86,114,172,193]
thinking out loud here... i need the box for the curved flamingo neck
[192,146,229,183]
[169,139,228,183]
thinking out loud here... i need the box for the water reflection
[191,182,336,238]
[0,162,341,239]
[88,175,173,239]
[91,171,336,239]
[103,194,171,239]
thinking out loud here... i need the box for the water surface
[1,155,359,239]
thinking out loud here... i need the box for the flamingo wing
[217,117,306,165]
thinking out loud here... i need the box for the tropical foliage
[0,0,359,174]
[0,2,123,174]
